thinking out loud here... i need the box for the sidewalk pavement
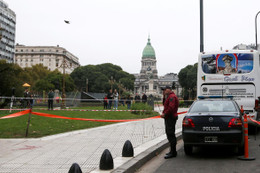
[0,107,188,173]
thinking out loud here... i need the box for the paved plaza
[0,108,188,173]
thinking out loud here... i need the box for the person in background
[29,91,34,109]
[126,95,132,110]
[48,89,54,110]
[103,95,108,109]
[134,93,141,103]
[23,89,30,108]
[113,89,119,110]
[142,93,147,103]
[107,89,113,109]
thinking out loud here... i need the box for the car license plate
[204,136,218,143]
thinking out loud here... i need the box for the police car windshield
[189,100,237,113]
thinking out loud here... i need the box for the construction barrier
[237,106,255,161]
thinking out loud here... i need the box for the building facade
[0,0,16,63]
[134,37,181,97]
[134,37,160,96]
[15,45,80,74]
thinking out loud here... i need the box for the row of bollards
[68,140,134,172]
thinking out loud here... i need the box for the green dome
[142,37,156,59]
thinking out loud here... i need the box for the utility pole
[200,0,204,52]
[255,11,260,50]
[61,51,68,109]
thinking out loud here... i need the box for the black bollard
[99,149,114,170]
[68,163,82,173]
[122,140,134,157]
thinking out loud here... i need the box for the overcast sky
[7,0,260,75]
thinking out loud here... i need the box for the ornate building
[134,37,160,96]
[134,37,180,97]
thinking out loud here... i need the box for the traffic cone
[237,106,255,161]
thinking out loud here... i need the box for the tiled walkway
[0,108,188,173]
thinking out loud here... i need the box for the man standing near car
[161,86,179,159]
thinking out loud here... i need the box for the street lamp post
[61,51,68,109]
[255,11,260,50]
[200,0,204,52]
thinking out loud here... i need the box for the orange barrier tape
[0,110,188,122]
[248,117,260,125]
[32,108,156,112]
[31,111,188,122]
[31,111,161,122]
[0,109,31,119]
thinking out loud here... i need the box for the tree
[23,64,50,87]
[0,60,24,97]
[178,63,198,100]
[70,63,135,93]
[34,70,76,92]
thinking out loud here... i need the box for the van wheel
[184,144,193,155]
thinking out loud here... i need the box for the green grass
[0,106,159,138]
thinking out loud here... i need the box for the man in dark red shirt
[161,86,179,159]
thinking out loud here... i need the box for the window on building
[40,49,44,52]
[56,59,59,67]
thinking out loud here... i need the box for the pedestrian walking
[48,89,54,110]
[113,89,118,110]
[160,86,179,159]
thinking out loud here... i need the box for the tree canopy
[70,63,135,93]
[0,60,75,97]
[178,63,198,100]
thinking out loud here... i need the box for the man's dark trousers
[164,115,178,154]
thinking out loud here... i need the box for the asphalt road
[137,133,260,173]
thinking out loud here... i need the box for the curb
[111,132,182,173]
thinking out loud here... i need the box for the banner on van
[202,53,253,74]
